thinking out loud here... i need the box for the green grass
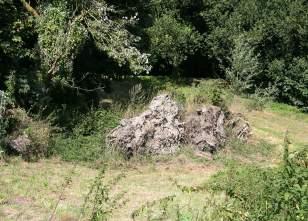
[267,102,308,122]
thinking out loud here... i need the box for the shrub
[147,13,202,69]
[208,87,227,111]
[0,91,9,150]
[80,166,126,220]
[267,57,308,110]
[171,90,187,106]
[24,119,52,161]
[247,94,268,111]
[201,0,308,109]
[246,86,277,111]
[197,80,230,110]
[52,134,103,162]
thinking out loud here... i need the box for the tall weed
[80,166,126,221]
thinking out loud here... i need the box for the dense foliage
[1,0,307,111]
[201,0,308,108]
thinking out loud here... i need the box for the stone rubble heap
[107,94,251,157]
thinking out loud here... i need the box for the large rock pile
[107,95,184,156]
[107,94,251,157]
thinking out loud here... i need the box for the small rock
[226,113,251,141]
[8,134,31,154]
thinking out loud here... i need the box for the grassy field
[0,83,307,220]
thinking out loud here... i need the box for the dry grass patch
[230,96,308,150]
[0,158,96,221]
[0,155,223,221]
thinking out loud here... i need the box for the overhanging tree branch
[20,0,39,17]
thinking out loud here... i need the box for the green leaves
[37,0,151,79]
[147,14,202,68]
[226,34,261,93]
[200,0,308,109]
[38,3,88,78]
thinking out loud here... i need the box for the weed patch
[207,138,308,220]
[52,109,121,163]
[130,136,307,221]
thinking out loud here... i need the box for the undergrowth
[52,109,122,163]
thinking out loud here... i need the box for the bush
[226,35,261,94]
[201,0,308,109]
[80,166,126,220]
[52,134,103,162]
[267,57,308,109]
[197,80,230,110]
[246,86,277,111]
[26,120,52,161]
[0,91,9,149]
[247,94,269,112]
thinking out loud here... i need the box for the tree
[36,0,151,80]
[201,0,308,109]
[226,35,261,93]
[0,0,39,106]
[147,14,202,71]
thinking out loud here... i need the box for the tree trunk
[20,0,39,17]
